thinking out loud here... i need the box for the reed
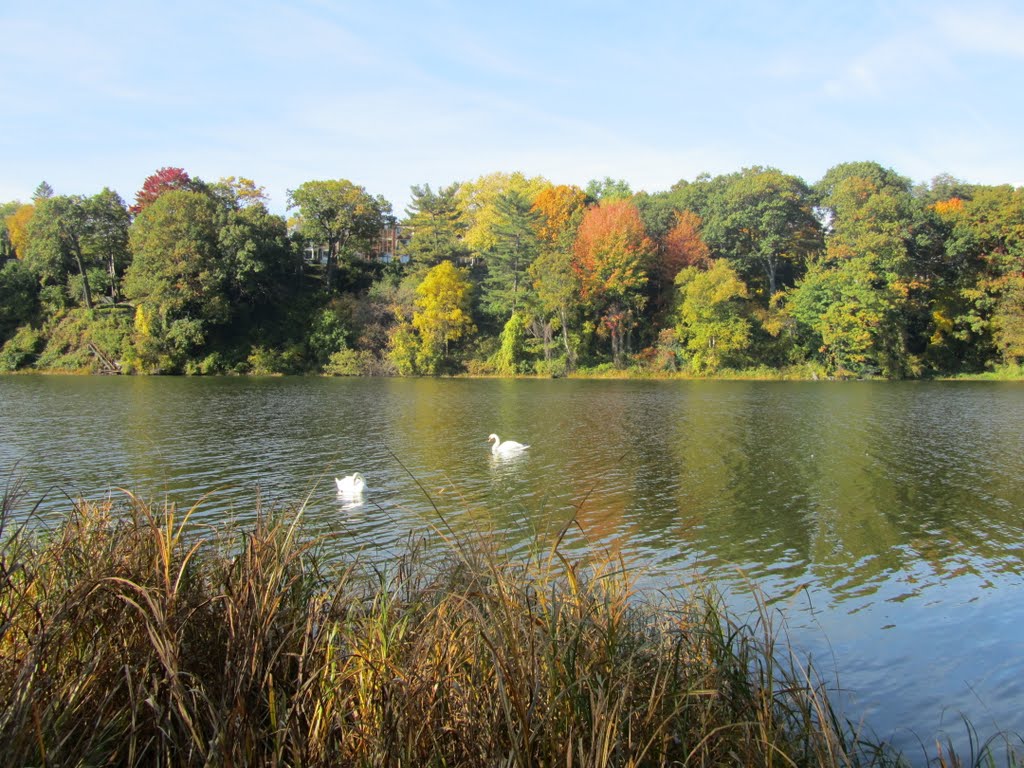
[0,481,1019,767]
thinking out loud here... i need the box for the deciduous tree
[785,257,903,376]
[24,195,96,309]
[675,259,751,374]
[0,201,20,260]
[573,200,654,366]
[803,161,919,376]
[218,202,293,307]
[5,204,34,259]
[702,167,821,299]
[529,185,587,366]
[124,190,227,370]
[456,172,548,255]
[0,259,38,343]
[210,176,268,210]
[411,260,476,374]
[585,177,632,202]
[131,167,195,214]
[287,179,392,285]
[84,188,131,301]
[532,185,587,248]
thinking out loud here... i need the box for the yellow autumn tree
[411,260,476,374]
[532,184,587,247]
[5,204,35,259]
[456,172,549,255]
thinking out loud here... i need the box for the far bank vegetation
[2,165,1023,380]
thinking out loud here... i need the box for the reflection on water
[2,375,1024,757]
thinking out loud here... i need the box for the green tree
[814,162,913,222]
[218,202,293,306]
[411,260,476,374]
[209,176,268,210]
[493,311,529,375]
[585,177,633,202]
[0,200,20,260]
[992,273,1024,364]
[83,188,131,301]
[785,257,903,376]
[942,185,1024,368]
[23,195,96,309]
[675,260,751,373]
[306,300,352,369]
[805,161,920,376]
[481,190,542,320]
[403,183,468,269]
[124,190,227,371]
[0,259,39,343]
[287,179,392,285]
[33,181,54,201]
[529,247,580,367]
[815,163,915,279]
[700,167,822,300]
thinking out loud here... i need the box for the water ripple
[4,376,1024,756]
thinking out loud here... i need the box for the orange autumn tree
[573,199,655,366]
[660,210,711,282]
[532,184,587,247]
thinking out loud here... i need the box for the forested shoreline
[2,162,1022,379]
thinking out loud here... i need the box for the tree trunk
[327,239,339,285]
[72,241,93,309]
[764,255,778,297]
[559,306,574,370]
[108,252,119,301]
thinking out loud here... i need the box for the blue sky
[3,1,1023,216]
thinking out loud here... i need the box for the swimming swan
[488,433,529,455]
[335,472,366,496]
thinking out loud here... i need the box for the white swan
[335,472,366,496]
[488,433,529,455]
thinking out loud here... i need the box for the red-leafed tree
[131,167,194,214]
[573,200,655,366]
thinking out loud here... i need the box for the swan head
[488,433,499,444]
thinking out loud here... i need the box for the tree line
[1,162,1022,378]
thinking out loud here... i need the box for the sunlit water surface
[2,375,1023,758]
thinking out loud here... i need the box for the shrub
[246,345,286,375]
[32,308,133,372]
[324,348,372,376]
[0,325,43,371]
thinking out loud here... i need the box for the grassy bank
[0,483,1019,767]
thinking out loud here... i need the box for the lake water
[2,374,1023,758]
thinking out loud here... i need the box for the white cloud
[934,5,1024,58]
[822,30,953,101]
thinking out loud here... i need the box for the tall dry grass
[0,478,1019,767]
